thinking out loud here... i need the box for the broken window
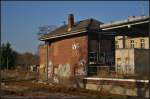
[140,39,145,48]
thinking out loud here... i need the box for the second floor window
[140,39,145,48]
[130,40,134,48]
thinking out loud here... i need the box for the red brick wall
[39,44,47,66]
[38,44,47,81]
[39,35,88,80]
[49,35,88,77]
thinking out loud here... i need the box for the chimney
[68,14,74,31]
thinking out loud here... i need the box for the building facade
[38,14,115,82]
[115,36,149,49]
[100,15,149,75]
[38,14,149,83]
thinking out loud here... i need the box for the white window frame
[130,40,134,48]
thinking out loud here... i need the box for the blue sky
[1,1,149,54]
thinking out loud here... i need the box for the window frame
[130,40,134,48]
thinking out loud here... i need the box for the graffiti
[48,61,53,78]
[76,67,87,76]
[78,59,86,66]
[76,59,87,76]
[116,57,134,74]
[56,64,71,77]
[102,52,114,65]
[39,64,46,73]
[39,64,45,69]
[53,75,59,83]
[72,43,80,50]
[39,64,46,81]
[72,41,86,76]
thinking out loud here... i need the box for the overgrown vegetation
[1,69,37,81]
[1,42,17,69]
[0,42,39,70]
[3,80,147,99]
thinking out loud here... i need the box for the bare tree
[16,52,39,68]
[37,25,57,37]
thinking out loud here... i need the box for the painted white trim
[100,15,149,28]
[84,77,149,83]
[101,21,149,30]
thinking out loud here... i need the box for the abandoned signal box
[38,14,149,83]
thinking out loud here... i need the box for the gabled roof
[39,18,103,41]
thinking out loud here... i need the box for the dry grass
[2,79,148,99]
[2,81,129,99]
[1,69,36,81]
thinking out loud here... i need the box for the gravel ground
[1,81,149,99]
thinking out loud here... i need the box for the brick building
[38,14,115,82]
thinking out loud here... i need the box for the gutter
[39,29,87,41]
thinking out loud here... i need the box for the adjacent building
[100,15,149,75]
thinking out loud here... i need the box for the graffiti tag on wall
[48,61,53,78]
[72,43,80,50]
[116,57,134,74]
[75,59,87,76]
[39,64,46,81]
[55,64,71,77]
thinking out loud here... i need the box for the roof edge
[39,29,87,41]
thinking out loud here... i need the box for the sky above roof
[1,1,149,54]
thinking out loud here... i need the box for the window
[115,41,119,48]
[140,39,145,48]
[130,40,134,48]
[89,52,97,64]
